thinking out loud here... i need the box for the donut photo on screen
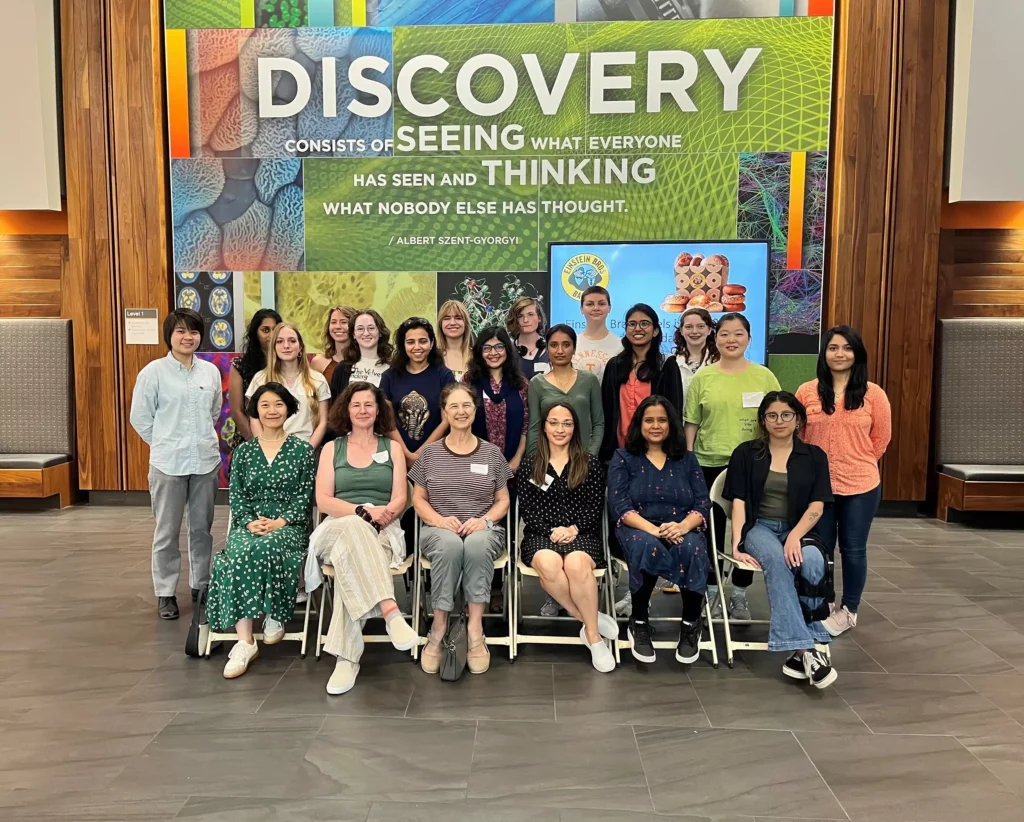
[548,240,771,364]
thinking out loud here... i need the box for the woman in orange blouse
[796,326,891,637]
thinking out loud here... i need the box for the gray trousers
[149,465,219,597]
[420,526,504,612]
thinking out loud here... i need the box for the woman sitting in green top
[207,382,315,680]
[683,312,781,620]
[527,324,605,456]
[310,382,418,697]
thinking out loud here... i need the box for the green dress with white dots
[207,435,314,631]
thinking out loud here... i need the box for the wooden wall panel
[828,0,950,501]
[108,0,172,490]
[60,0,122,490]
[938,229,1024,319]
[0,235,65,317]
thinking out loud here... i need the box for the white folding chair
[411,513,514,660]
[510,514,616,660]
[707,470,829,667]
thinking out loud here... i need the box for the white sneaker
[823,604,857,637]
[540,595,560,617]
[580,627,615,673]
[263,616,285,645]
[223,640,258,679]
[597,611,619,641]
[326,658,359,695]
[613,592,632,617]
[385,613,418,651]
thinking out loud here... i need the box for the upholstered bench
[0,319,76,507]
[935,319,1024,520]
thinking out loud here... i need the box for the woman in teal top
[527,325,605,456]
[683,313,781,619]
[207,382,314,680]
[310,381,417,697]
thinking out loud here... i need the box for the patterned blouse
[608,448,710,530]
[482,377,530,455]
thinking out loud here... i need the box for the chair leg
[703,594,719,669]
[315,581,328,661]
[411,565,422,662]
[300,588,313,659]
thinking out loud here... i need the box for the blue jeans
[742,519,831,652]
[817,485,881,613]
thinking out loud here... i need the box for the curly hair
[327,381,396,437]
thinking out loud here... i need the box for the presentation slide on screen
[549,240,770,364]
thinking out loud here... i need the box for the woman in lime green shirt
[683,313,780,619]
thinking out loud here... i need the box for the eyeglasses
[626,320,653,330]
[546,420,575,429]
[764,411,796,422]
[482,343,506,354]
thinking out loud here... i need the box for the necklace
[548,368,576,392]
[258,433,287,443]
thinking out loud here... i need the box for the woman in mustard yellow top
[683,313,780,619]
[796,326,891,637]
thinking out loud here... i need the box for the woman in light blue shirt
[130,309,223,621]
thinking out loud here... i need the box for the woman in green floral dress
[207,382,315,679]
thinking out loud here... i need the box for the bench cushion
[939,464,1024,482]
[0,454,70,470]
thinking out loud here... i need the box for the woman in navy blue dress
[608,395,710,666]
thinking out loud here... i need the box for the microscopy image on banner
[577,0,788,21]
[549,240,770,364]
[174,271,244,352]
[436,271,549,335]
[171,158,305,272]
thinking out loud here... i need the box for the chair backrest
[0,318,73,456]
[708,469,731,516]
[936,318,1024,466]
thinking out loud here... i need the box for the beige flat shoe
[420,635,442,674]
[467,637,490,675]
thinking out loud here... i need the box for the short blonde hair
[505,296,546,339]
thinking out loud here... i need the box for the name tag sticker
[533,362,551,375]
[371,450,390,464]
[529,474,555,491]
[470,463,489,476]
[742,391,764,409]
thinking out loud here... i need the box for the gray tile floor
[1,504,1023,820]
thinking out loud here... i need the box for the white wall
[948,0,1024,202]
[0,0,62,211]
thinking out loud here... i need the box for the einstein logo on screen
[561,254,609,301]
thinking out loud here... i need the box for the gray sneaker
[709,591,723,620]
[728,592,751,621]
[540,595,560,617]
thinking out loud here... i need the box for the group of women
[204,291,891,694]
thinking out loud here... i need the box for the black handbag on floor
[439,608,468,682]
[795,533,835,623]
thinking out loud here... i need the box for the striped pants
[315,515,396,663]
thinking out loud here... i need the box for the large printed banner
[164,1,834,483]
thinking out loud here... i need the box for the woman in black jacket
[722,391,837,690]
[599,303,684,462]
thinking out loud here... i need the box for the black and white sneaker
[627,619,656,663]
[675,619,702,664]
[782,652,809,680]
[803,650,838,689]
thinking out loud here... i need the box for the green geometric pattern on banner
[392,17,832,157]
[165,0,241,29]
[539,152,740,250]
[334,0,353,25]
[768,354,818,392]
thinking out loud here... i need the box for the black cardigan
[599,352,684,461]
[722,438,833,546]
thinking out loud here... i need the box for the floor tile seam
[251,656,299,716]
[955,675,1024,730]
[846,636,890,675]
[462,720,478,803]
[683,672,715,729]
[789,730,852,822]
[950,734,1024,803]
[629,724,658,814]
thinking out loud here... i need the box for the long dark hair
[327,381,396,436]
[625,395,688,459]
[390,317,444,375]
[237,309,282,380]
[754,391,807,457]
[531,401,589,489]
[673,307,720,365]
[817,325,868,414]
[620,303,665,382]
[344,309,394,365]
[464,326,527,390]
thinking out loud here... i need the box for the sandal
[420,634,443,675]
[467,636,490,675]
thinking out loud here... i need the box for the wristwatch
[485,518,494,530]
